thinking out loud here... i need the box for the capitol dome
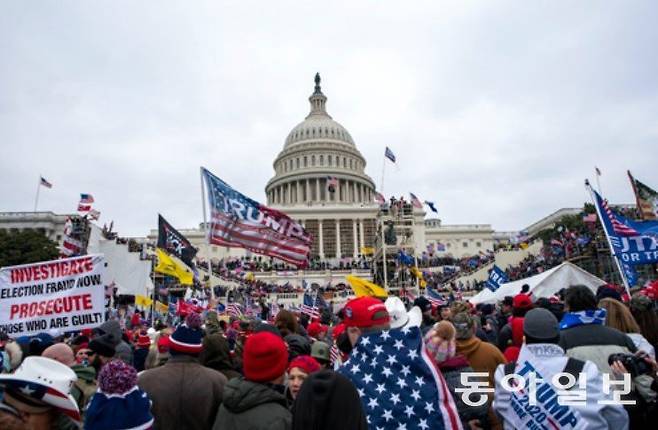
[266,74,376,207]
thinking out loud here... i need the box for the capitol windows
[311,155,315,166]
[335,155,339,165]
[304,156,308,167]
[320,155,324,165]
[476,241,482,247]
[296,158,300,169]
[462,242,468,248]
[328,156,332,166]
[343,157,347,168]
[349,159,353,169]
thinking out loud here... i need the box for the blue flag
[385,146,396,163]
[338,326,461,429]
[592,188,658,266]
[424,201,438,213]
[397,250,415,266]
[486,265,508,292]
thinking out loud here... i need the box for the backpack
[504,357,585,382]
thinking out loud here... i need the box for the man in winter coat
[559,285,637,373]
[454,311,506,429]
[96,319,133,365]
[213,331,292,430]
[494,308,629,429]
[139,313,227,430]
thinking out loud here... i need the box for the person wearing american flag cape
[337,296,463,429]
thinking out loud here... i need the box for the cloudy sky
[2,1,657,236]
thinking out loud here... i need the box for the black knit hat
[89,334,116,358]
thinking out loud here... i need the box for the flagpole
[595,168,603,195]
[585,181,630,296]
[200,167,208,241]
[34,176,41,212]
[381,218,388,289]
[380,155,386,196]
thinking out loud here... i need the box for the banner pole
[381,218,388,289]
[586,182,630,296]
[34,175,41,212]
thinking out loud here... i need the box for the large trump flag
[201,167,312,267]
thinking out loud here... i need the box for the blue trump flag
[591,188,658,266]
[486,265,508,292]
[338,326,462,429]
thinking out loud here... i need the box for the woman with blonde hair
[599,298,655,358]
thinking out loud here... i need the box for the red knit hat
[287,355,321,375]
[307,322,327,339]
[342,297,389,328]
[243,332,288,383]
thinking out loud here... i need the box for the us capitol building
[203,74,497,263]
[1,75,512,278]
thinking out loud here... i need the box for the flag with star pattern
[338,326,462,430]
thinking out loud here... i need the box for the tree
[0,229,59,268]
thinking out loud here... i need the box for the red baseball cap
[307,322,327,339]
[342,297,390,328]
[513,294,533,309]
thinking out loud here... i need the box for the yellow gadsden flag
[155,248,194,285]
[346,275,388,299]
[135,295,153,309]
[360,246,375,256]
[155,301,169,314]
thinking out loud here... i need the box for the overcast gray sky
[2,1,657,236]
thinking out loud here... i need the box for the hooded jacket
[213,377,292,430]
[439,356,489,428]
[200,333,241,380]
[494,343,629,430]
[456,336,507,388]
[98,320,133,365]
[292,370,368,430]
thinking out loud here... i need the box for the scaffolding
[372,202,419,294]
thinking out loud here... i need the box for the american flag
[600,197,639,236]
[77,203,91,213]
[79,193,94,204]
[40,176,53,188]
[425,286,446,307]
[338,326,462,430]
[226,303,243,317]
[202,168,312,267]
[300,292,320,319]
[375,192,386,205]
[60,236,82,257]
[330,344,341,365]
[410,192,423,209]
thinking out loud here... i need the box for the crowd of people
[1,277,658,429]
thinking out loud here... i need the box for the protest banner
[0,254,106,337]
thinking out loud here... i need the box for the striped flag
[79,193,94,204]
[202,168,312,268]
[77,203,91,213]
[374,192,386,205]
[601,198,639,236]
[87,209,101,220]
[227,303,243,317]
[60,236,82,257]
[410,192,423,209]
[40,177,53,188]
[425,286,446,307]
[300,292,320,319]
